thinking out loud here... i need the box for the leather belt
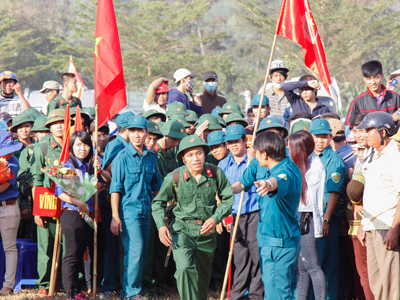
[184,219,204,225]
[0,198,17,207]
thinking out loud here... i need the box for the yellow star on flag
[94,36,103,58]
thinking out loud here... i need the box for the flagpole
[93,103,99,300]
[219,32,279,300]
[49,219,60,298]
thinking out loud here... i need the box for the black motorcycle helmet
[356,111,396,145]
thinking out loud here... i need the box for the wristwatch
[323,218,330,224]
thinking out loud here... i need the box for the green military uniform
[30,110,65,290]
[10,114,36,159]
[46,95,82,116]
[152,135,234,300]
[13,137,35,160]
[17,117,50,239]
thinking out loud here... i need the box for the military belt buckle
[195,220,203,225]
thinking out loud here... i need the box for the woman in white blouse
[288,130,327,300]
[143,77,169,113]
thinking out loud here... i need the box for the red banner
[276,0,331,93]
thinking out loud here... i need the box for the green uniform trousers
[171,220,217,300]
[35,218,63,289]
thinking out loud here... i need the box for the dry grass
[1,289,226,300]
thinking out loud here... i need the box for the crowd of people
[0,59,400,300]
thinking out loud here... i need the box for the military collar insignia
[206,168,213,177]
[154,144,160,151]
[51,141,56,149]
[184,170,189,180]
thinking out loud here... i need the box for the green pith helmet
[169,114,190,128]
[186,110,199,123]
[161,120,187,139]
[195,114,223,130]
[216,115,226,128]
[23,107,42,120]
[45,109,66,128]
[225,112,248,127]
[31,116,50,132]
[10,114,35,133]
[148,121,164,138]
[290,119,312,136]
[218,102,242,116]
[166,101,189,117]
[70,107,91,127]
[176,134,210,161]
[143,109,167,122]
[257,116,288,138]
[82,107,96,118]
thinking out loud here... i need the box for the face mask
[186,79,194,92]
[272,81,285,89]
[205,82,218,92]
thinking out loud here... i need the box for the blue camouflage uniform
[240,157,302,299]
[109,116,162,299]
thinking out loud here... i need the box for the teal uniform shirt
[102,135,129,169]
[318,145,347,219]
[258,157,302,247]
[109,143,162,219]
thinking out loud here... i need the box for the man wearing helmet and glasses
[0,71,31,117]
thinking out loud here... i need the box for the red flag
[276,0,331,93]
[94,0,127,127]
[74,106,83,132]
[69,55,85,99]
[59,105,71,164]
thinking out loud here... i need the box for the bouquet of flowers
[41,159,98,229]
[0,157,15,184]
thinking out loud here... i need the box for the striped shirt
[265,87,290,116]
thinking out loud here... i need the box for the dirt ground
[1,289,226,300]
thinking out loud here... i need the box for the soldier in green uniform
[9,114,35,159]
[46,73,82,115]
[152,134,234,300]
[185,109,199,134]
[153,120,187,180]
[30,109,66,297]
[17,116,50,240]
[143,109,166,123]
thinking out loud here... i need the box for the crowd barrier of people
[0,59,400,300]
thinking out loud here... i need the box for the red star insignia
[206,183,210,187]
[155,125,158,129]
[190,138,195,142]
[305,127,309,131]
[206,169,213,177]
[181,129,184,133]
[51,141,56,149]
[227,105,231,109]
[177,108,181,111]
[154,144,160,151]
[184,170,188,180]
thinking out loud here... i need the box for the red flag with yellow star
[276,0,331,92]
[94,0,126,127]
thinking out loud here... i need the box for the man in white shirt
[357,111,400,300]
[0,71,31,117]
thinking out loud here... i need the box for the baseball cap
[203,71,218,81]
[127,115,148,129]
[224,125,246,142]
[328,119,345,140]
[270,60,289,74]
[116,112,135,128]
[309,119,332,135]
[0,131,22,156]
[207,131,225,146]
[173,68,197,83]
[40,81,60,93]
